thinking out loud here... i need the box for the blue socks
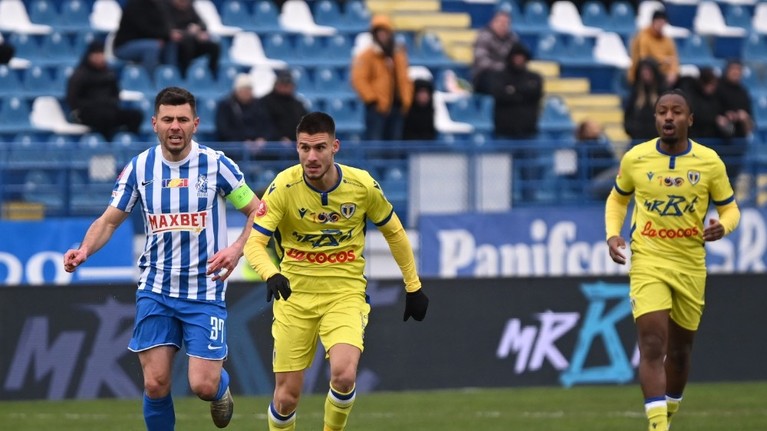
[215,368,230,401]
[144,393,175,431]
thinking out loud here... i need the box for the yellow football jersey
[252,163,393,293]
[614,139,735,274]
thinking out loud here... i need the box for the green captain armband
[227,184,256,209]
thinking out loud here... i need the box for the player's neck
[659,138,689,155]
[305,169,339,192]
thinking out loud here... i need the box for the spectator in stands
[113,0,176,76]
[167,0,221,79]
[214,73,273,158]
[574,119,618,199]
[491,43,542,139]
[717,60,754,139]
[471,8,518,95]
[260,69,309,143]
[0,35,14,65]
[402,79,436,141]
[66,41,143,141]
[624,58,667,141]
[628,10,679,87]
[351,14,413,141]
[679,67,732,140]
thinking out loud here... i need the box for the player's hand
[607,236,627,265]
[63,249,87,273]
[266,274,291,302]
[207,247,242,282]
[403,289,429,322]
[703,219,725,242]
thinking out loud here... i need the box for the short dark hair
[154,86,196,116]
[654,88,693,114]
[296,111,336,138]
[651,9,667,21]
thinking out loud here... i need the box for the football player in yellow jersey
[244,112,429,431]
[605,89,740,431]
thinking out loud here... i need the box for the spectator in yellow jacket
[351,14,413,141]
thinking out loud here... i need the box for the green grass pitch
[1,382,765,430]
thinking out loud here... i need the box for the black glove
[403,289,429,322]
[266,274,291,302]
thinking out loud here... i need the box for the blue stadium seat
[252,0,281,32]
[195,96,217,134]
[340,0,371,32]
[154,64,184,92]
[8,33,43,62]
[294,35,325,65]
[742,33,767,64]
[518,0,550,33]
[58,0,92,31]
[325,33,353,64]
[313,0,343,27]
[607,1,636,36]
[447,96,493,133]
[312,66,355,98]
[21,66,60,98]
[40,31,77,67]
[290,66,314,96]
[581,1,609,30]
[22,169,66,211]
[412,32,454,67]
[120,64,154,96]
[678,34,721,69]
[78,132,109,149]
[539,96,575,138]
[27,0,60,27]
[0,97,33,134]
[562,35,596,66]
[535,34,567,62]
[72,31,98,57]
[325,98,364,135]
[263,33,297,63]
[186,62,221,97]
[725,5,752,31]
[221,0,258,31]
[0,65,23,97]
[754,95,767,132]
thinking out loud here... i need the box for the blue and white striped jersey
[111,141,245,302]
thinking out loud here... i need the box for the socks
[666,393,683,429]
[268,401,297,431]
[645,396,668,431]
[323,384,356,431]
[143,393,175,431]
[214,368,230,401]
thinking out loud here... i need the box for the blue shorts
[128,290,228,360]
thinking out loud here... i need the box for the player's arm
[704,200,740,242]
[207,183,260,281]
[605,185,632,265]
[63,206,130,272]
[244,228,291,302]
[377,211,429,321]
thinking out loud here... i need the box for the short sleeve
[110,161,139,212]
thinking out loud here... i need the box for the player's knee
[330,370,356,393]
[189,379,219,401]
[144,376,171,398]
[666,344,692,368]
[273,390,300,414]
[639,333,666,360]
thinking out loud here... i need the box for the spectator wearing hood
[66,40,143,141]
[491,42,542,139]
[402,78,436,141]
[624,57,667,141]
[351,14,413,141]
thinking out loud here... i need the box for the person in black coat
[402,79,436,141]
[214,73,273,159]
[66,41,143,141]
[112,0,175,76]
[717,60,753,139]
[624,57,667,142]
[260,70,309,142]
[167,0,221,79]
[491,43,543,139]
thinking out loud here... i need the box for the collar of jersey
[303,163,342,194]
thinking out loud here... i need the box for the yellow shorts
[629,267,706,330]
[271,290,370,372]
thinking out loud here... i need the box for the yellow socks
[645,397,668,431]
[666,394,682,430]
[267,401,296,431]
[323,384,356,431]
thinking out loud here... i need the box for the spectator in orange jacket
[351,14,413,141]
[627,10,679,87]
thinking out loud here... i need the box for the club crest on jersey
[340,203,356,219]
[163,178,189,188]
[687,170,700,185]
[195,175,208,197]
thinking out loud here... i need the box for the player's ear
[688,113,694,127]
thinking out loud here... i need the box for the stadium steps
[431,29,477,64]
[543,77,590,95]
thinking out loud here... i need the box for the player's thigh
[129,292,183,353]
[176,299,229,360]
[319,292,370,354]
[669,272,706,331]
[629,269,673,320]
[273,292,322,372]
[138,345,177,384]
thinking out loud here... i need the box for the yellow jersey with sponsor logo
[252,163,394,293]
[614,139,735,274]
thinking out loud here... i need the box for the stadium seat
[754,95,767,132]
[40,31,77,67]
[753,3,767,35]
[564,35,597,65]
[229,31,287,68]
[59,0,93,32]
[413,32,454,67]
[724,4,752,32]
[539,96,575,138]
[312,66,354,98]
[447,96,493,133]
[120,64,154,96]
[279,0,337,36]
[221,0,257,31]
[253,0,282,32]
[27,0,60,27]
[30,96,91,135]
[89,0,122,33]
[581,1,609,30]
[517,0,551,33]
[22,169,65,211]
[194,0,241,37]
[290,66,314,96]
[313,0,343,28]
[325,34,353,64]
[294,35,325,65]
[186,62,221,97]
[8,33,44,63]
[607,1,636,36]
[338,0,370,32]
[0,65,23,97]
[678,34,721,69]
[21,66,60,98]
[433,92,474,134]
[263,33,298,63]
[693,1,746,36]
[742,32,767,64]
[0,97,34,134]
[536,34,567,62]
[153,65,184,92]
[195,97,217,134]
[0,0,53,34]
[324,98,364,135]
[593,31,632,68]
[636,1,690,37]
[549,1,603,36]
